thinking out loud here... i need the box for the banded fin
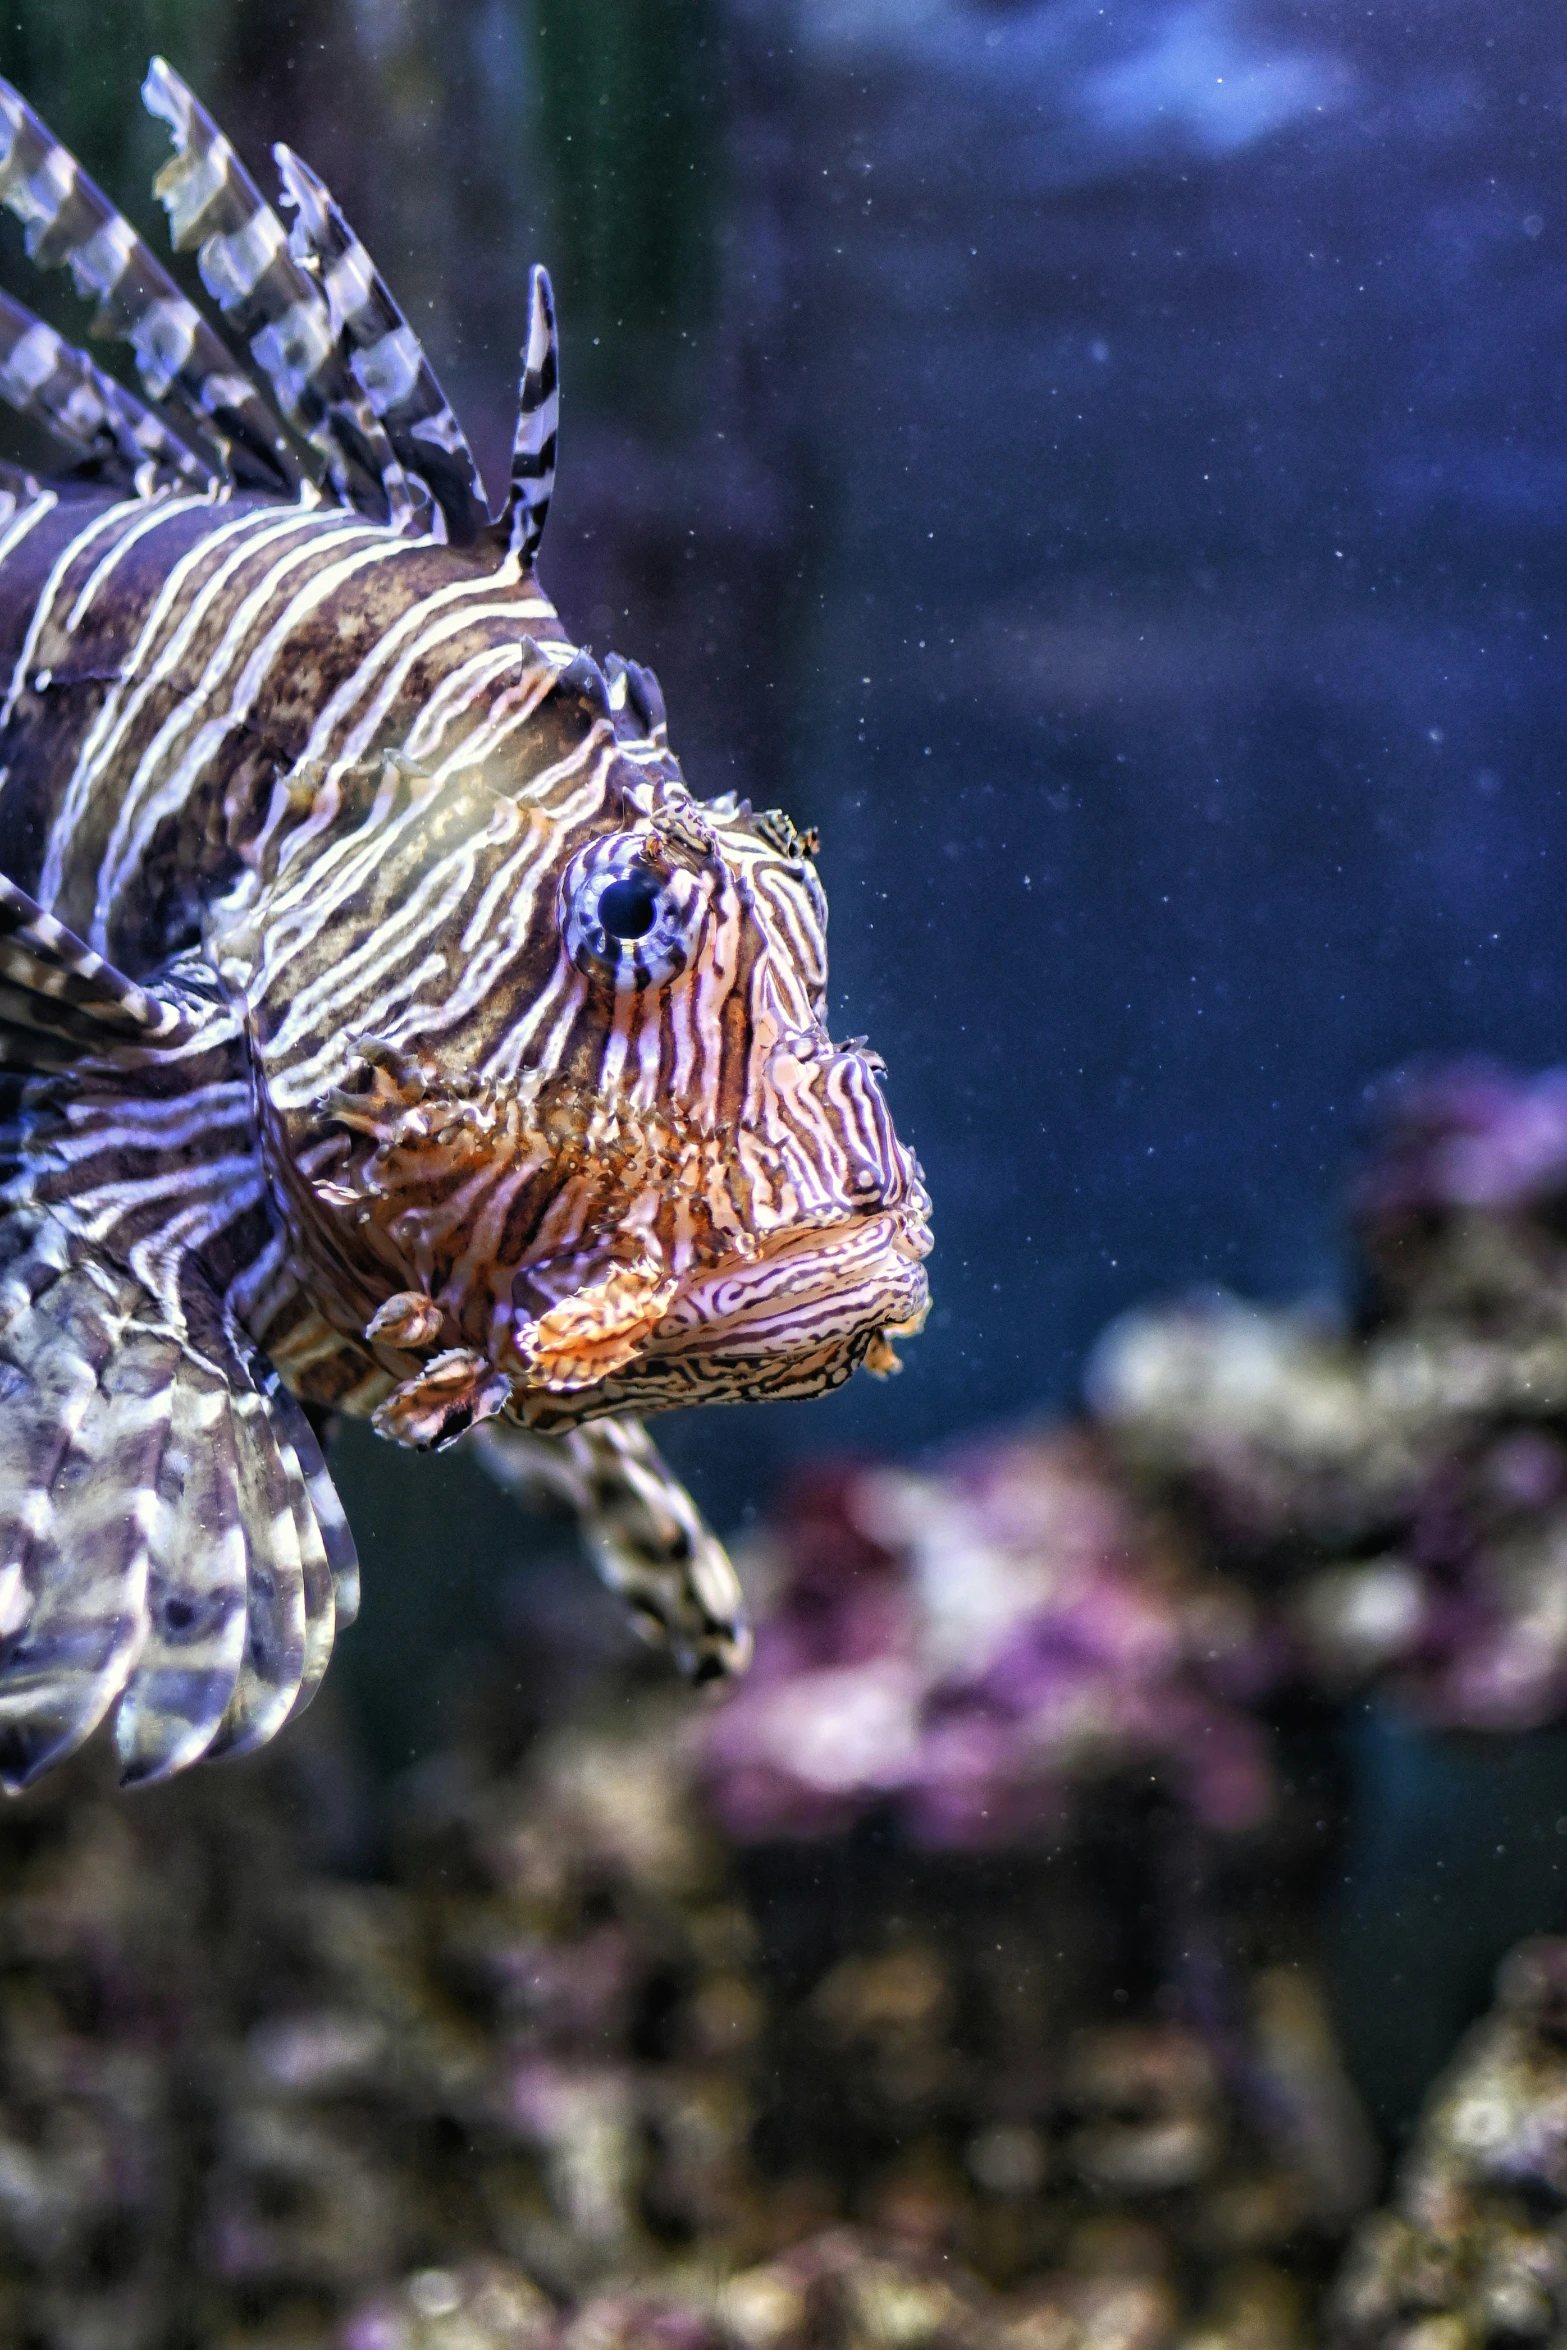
[203,1367,309,1760]
[0,873,193,1070]
[262,1372,336,1724]
[0,75,300,490]
[501,265,558,568]
[143,58,416,533]
[0,1212,170,1788]
[473,1415,750,1684]
[268,1373,359,1626]
[0,287,215,492]
[0,1200,359,1788]
[274,144,489,547]
[111,1350,250,1785]
[112,1286,349,1781]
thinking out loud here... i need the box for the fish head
[224,645,931,1439]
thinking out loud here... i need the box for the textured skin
[0,63,931,1786]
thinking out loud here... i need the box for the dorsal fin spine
[0,287,216,494]
[142,57,419,536]
[273,141,489,546]
[0,76,300,491]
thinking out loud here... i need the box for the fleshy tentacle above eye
[0,73,300,490]
[473,1416,751,1685]
[273,142,491,548]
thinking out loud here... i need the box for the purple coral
[1355,1060,1567,1232]
[1083,1059,1567,1736]
[702,1439,1274,1849]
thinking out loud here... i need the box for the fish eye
[598,870,661,941]
[560,833,706,990]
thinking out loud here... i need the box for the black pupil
[599,870,661,942]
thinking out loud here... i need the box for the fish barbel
[0,62,932,1787]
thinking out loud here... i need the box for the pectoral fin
[473,1414,750,1685]
[0,873,192,1071]
[0,1207,359,1788]
[510,1258,678,1393]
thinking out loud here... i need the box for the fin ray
[0,1220,173,1789]
[501,265,558,568]
[262,1372,336,1726]
[274,143,489,546]
[0,873,192,1070]
[143,58,417,532]
[267,1373,358,1624]
[203,1367,309,1761]
[474,1414,750,1683]
[0,287,215,493]
[0,75,301,490]
[112,1357,249,1785]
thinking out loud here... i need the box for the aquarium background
[1,4,1567,2337]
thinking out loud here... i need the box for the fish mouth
[508,1204,932,1430]
[658,1207,932,1370]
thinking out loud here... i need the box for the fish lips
[657,1209,931,1364]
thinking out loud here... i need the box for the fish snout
[824,1040,929,1226]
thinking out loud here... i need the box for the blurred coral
[701,1438,1274,1848]
[1090,1064,1567,1732]
[1332,1936,1567,2350]
[8,1060,1567,2343]
[0,1655,1376,2349]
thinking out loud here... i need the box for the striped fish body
[0,488,540,966]
[0,64,932,1791]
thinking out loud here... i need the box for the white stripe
[266,567,551,879]
[42,502,346,906]
[351,322,423,412]
[0,321,61,397]
[0,498,141,730]
[64,491,215,634]
[289,553,532,774]
[401,642,525,761]
[96,529,416,939]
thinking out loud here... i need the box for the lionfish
[0,63,931,1789]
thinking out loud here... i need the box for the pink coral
[703,1438,1273,1849]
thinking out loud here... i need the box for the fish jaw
[493,1196,934,1432]
[251,1001,935,1426]
[365,1196,932,1445]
